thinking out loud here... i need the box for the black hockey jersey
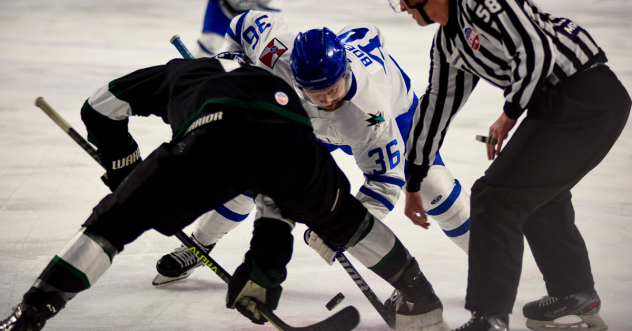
[81,58,311,154]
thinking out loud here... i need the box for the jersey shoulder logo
[464,27,480,51]
[366,112,385,130]
[259,38,288,69]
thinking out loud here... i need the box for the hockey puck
[475,135,498,145]
[325,292,345,311]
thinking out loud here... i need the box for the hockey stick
[336,252,396,329]
[35,97,103,168]
[35,96,360,330]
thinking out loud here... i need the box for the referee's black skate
[0,304,46,331]
[523,289,607,331]
[394,259,450,331]
[451,312,509,331]
[152,235,215,286]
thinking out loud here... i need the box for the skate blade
[526,312,608,331]
[396,308,450,331]
[151,269,195,286]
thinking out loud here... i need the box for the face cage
[294,63,353,108]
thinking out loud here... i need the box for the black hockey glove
[226,262,283,325]
[99,139,141,192]
[226,218,292,325]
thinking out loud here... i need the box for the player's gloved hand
[226,263,282,325]
[214,51,253,65]
[99,140,141,192]
[304,229,339,266]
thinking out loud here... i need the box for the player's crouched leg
[345,215,450,331]
[1,215,121,331]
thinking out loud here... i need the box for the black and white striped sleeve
[481,0,555,119]
[405,33,478,192]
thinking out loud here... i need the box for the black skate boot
[523,289,607,331]
[384,289,399,314]
[0,304,46,331]
[452,311,509,331]
[152,235,216,286]
[1,289,66,331]
[393,259,450,331]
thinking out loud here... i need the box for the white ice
[1,0,631,330]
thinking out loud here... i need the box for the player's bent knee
[346,215,411,282]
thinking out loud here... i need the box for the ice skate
[452,312,509,331]
[0,304,46,331]
[152,237,215,286]
[394,260,450,331]
[384,289,399,314]
[523,289,607,331]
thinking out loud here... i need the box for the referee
[389,0,631,330]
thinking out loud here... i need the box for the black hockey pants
[83,116,367,260]
[465,65,631,313]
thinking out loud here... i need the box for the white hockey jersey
[225,11,417,220]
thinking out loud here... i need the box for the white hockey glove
[303,229,338,266]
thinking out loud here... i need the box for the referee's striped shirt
[405,0,606,191]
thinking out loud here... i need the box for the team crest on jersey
[464,28,480,51]
[259,38,288,69]
[366,112,385,131]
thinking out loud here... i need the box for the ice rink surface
[1,0,631,330]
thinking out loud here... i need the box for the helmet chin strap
[413,0,435,24]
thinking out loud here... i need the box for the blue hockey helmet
[290,27,348,91]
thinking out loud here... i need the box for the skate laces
[169,245,199,268]
[454,313,477,330]
[538,296,558,306]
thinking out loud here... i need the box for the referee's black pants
[465,65,631,314]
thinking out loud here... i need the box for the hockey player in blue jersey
[194,0,283,57]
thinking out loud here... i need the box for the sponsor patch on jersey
[275,91,289,106]
[259,38,288,69]
[431,195,443,205]
[464,28,480,51]
[366,112,385,131]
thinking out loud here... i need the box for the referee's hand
[487,112,517,160]
[404,191,430,229]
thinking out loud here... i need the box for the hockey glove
[99,139,141,192]
[304,229,340,266]
[226,262,283,325]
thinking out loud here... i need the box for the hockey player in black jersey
[390,0,631,330]
[0,57,443,330]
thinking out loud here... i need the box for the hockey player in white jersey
[195,0,283,57]
[219,10,472,331]
[154,12,472,291]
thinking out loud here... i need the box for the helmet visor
[294,63,352,108]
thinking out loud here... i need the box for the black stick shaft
[336,252,396,329]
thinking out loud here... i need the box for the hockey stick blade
[256,301,360,331]
[336,252,396,329]
[176,232,361,331]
